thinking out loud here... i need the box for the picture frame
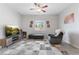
[64,13,74,24]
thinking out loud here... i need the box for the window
[35,21,44,31]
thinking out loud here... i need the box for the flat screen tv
[5,26,20,37]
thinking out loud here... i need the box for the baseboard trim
[70,44,79,49]
[63,41,79,49]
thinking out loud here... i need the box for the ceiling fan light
[36,8,41,11]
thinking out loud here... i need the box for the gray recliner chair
[48,32,63,44]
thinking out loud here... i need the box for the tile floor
[0,39,62,55]
[61,43,79,55]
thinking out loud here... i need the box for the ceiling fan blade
[34,3,38,6]
[41,10,46,12]
[30,8,35,10]
[34,3,40,7]
[42,5,48,8]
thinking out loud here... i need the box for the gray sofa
[48,32,63,44]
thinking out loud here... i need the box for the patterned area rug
[0,39,62,55]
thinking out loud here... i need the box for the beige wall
[59,4,79,48]
[0,4,21,39]
[21,15,59,39]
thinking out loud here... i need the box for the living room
[0,3,79,55]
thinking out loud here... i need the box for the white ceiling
[6,3,72,15]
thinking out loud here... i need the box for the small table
[28,34,44,39]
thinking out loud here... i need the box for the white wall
[0,4,21,39]
[21,15,59,39]
[59,4,79,48]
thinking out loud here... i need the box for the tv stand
[0,39,6,48]
[0,31,27,48]
[0,34,21,47]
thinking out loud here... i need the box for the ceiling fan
[30,3,48,13]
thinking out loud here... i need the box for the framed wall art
[46,21,50,28]
[64,13,74,24]
[29,21,33,28]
